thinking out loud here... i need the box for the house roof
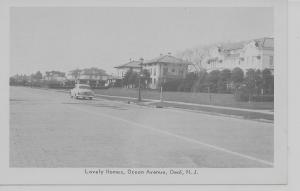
[226,52,240,58]
[220,42,245,51]
[143,54,190,65]
[80,68,108,76]
[252,37,274,49]
[114,60,142,69]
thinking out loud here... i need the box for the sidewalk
[94,93,274,115]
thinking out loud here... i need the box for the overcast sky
[10,7,273,76]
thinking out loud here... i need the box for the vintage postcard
[0,0,288,185]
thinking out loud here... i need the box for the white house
[202,37,274,73]
[240,37,274,73]
[76,69,108,88]
[114,59,142,78]
[142,54,190,89]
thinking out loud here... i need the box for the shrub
[234,85,250,101]
[234,84,274,102]
[252,95,274,102]
[163,79,183,91]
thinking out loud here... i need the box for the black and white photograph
[0,0,289,186]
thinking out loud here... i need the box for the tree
[123,69,139,88]
[231,67,244,88]
[177,72,197,92]
[217,69,232,93]
[69,69,82,79]
[123,69,134,87]
[176,46,210,72]
[262,69,274,95]
[34,71,43,80]
[254,69,263,94]
[129,72,138,88]
[192,70,208,92]
[140,69,151,88]
[206,70,220,93]
[29,71,43,87]
[235,69,264,102]
[9,77,16,86]
[243,69,256,101]
[220,69,231,81]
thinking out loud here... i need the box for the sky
[10,7,273,76]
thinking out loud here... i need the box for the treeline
[10,67,109,89]
[163,67,274,101]
[121,67,274,102]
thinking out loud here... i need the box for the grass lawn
[94,88,274,110]
[150,102,273,122]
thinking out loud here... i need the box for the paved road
[10,86,273,168]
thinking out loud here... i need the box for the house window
[270,56,274,66]
[153,68,156,76]
[172,68,175,73]
[153,78,156,85]
[163,68,168,75]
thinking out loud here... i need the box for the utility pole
[138,77,142,101]
[160,78,164,102]
[138,58,144,102]
[208,86,212,104]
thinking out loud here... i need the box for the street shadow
[10,99,26,102]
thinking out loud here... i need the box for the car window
[79,85,91,90]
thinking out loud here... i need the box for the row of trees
[120,67,274,102]
[121,67,273,94]
[168,67,273,94]
[10,71,45,86]
[10,67,109,88]
[164,67,273,101]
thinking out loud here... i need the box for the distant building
[106,75,123,87]
[142,53,190,89]
[241,37,274,72]
[202,37,274,73]
[76,68,108,88]
[114,59,142,78]
[44,71,66,82]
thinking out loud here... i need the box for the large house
[44,71,66,82]
[114,59,142,78]
[142,54,190,89]
[115,54,190,89]
[202,37,274,73]
[76,69,108,88]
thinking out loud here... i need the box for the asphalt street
[10,86,274,168]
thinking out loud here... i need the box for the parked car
[70,84,94,100]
